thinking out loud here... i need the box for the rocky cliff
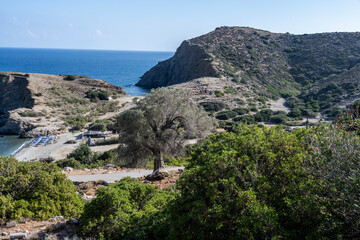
[137,41,218,88]
[0,72,126,137]
[137,26,360,116]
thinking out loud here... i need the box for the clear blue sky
[1,0,360,51]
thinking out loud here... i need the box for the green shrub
[233,115,256,124]
[287,108,302,118]
[0,157,84,221]
[64,75,76,81]
[223,86,237,95]
[57,147,118,169]
[166,126,324,239]
[18,110,44,117]
[215,110,237,120]
[233,107,249,115]
[165,157,190,166]
[214,90,225,97]
[234,98,245,105]
[86,90,110,102]
[77,177,175,239]
[67,143,97,165]
[95,138,119,146]
[250,106,258,112]
[269,114,287,124]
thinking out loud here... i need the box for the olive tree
[115,88,213,175]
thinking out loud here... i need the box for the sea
[0,47,174,156]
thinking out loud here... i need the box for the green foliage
[57,148,118,169]
[335,102,360,134]
[232,107,249,115]
[18,110,44,117]
[164,157,190,166]
[77,177,175,239]
[0,157,84,221]
[95,138,119,146]
[115,88,213,171]
[49,86,89,105]
[269,111,288,124]
[215,90,225,97]
[64,115,92,131]
[223,86,237,94]
[86,89,110,102]
[287,108,302,118]
[233,115,256,124]
[166,125,323,239]
[199,101,227,112]
[215,110,237,120]
[249,106,258,112]
[234,98,245,105]
[254,109,274,122]
[64,75,76,81]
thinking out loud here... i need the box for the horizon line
[0,46,175,53]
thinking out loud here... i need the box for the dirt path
[67,166,184,183]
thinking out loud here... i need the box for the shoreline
[13,131,120,161]
[12,138,33,155]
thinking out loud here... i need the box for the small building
[83,131,113,138]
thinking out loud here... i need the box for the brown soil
[138,169,183,189]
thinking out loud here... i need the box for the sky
[1,0,360,51]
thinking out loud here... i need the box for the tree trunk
[153,149,165,174]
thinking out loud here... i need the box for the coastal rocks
[0,73,34,112]
[0,115,35,135]
[136,41,218,89]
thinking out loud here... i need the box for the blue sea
[0,47,174,156]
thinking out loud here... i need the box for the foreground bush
[77,177,175,239]
[0,157,84,221]
[167,125,323,239]
[75,124,360,239]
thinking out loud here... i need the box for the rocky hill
[137,27,360,119]
[0,72,126,137]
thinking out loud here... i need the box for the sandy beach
[14,132,119,161]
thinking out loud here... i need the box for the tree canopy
[115,88,213,174]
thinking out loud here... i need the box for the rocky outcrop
[0,73,34,111]
[0,72,126,137]
[136,41,218,88]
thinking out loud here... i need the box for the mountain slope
[137,27,360,117]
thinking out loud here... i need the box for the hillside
[0,72,127,137]
[137,27,360,120]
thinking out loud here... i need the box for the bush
[233,115,256,124]
[64,75,76,81]
[287,108,302,118]
[166,126,324,239]
[215,90,225,97]
[0,157,84,221]
[215,110,237,120]
[95,138,119,146]
[18,110,44,117]
[270,112,288,124]
[233,107,249,115]
[223,86,237,94]
[86,90,110,102]
[199,101,227,112]
[57,147,118,169]
[67,143,97,165]
[234,98,245,105]
[77,177,175,239]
